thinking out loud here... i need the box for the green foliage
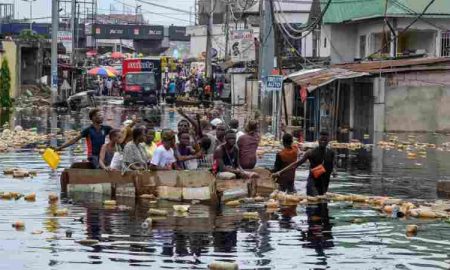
[18,29,46,41]
[0,58,12,108]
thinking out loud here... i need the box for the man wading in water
[272,131,336,196]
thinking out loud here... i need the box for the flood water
[1,105,450,270]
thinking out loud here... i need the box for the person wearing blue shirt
[56,108,112,168]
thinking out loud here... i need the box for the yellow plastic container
[154,131,161,143]
[42,148,60,169]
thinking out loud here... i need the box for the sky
[8,0,196,26]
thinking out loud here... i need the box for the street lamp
[135,5,142,24]
[22,0,37,31]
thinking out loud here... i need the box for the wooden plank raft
[60,163,276,204]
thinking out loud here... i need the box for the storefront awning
[286,68,368,92]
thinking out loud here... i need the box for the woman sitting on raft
[99,129,122,171]
[123,126,150,171]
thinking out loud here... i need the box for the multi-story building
[318,0,450,64]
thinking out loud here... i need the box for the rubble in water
[14,85,52,109]
[0,126,79,153]
[227,190,450,225]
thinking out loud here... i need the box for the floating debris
[173,205,190,213]
[103,200,117,206]
[208,261,239,270]
[53,208,69,217]
[406,225,418,236]
[12,221,25,229]
[242,212,259,220]
[139,194,156,200]
[76,239,99,246]
[48,193,59,203]
[225,200,240,207]
[148,209,168,216]
[265,199,279,209]
[24,193,36,201]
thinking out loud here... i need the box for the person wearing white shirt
[184,79,192,97]
[150,132,177,170]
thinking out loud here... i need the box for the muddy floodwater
[1,105,450,270]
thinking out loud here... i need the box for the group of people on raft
[55,108,336,196]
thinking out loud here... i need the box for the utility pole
[51,0,59,104]
[135,5,141,24]
[224,0,229,61]
[70,0,76,65]
[258,0,275,133]
[269,0,288,137]
[194,0,197,25]
[205,0,214,80]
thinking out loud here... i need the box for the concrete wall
[231,73,253,105]
[321,17,450,62]
[245,79,259,110]
[385,71,450,132]
[0,41,19,98]
[321,24,357,64]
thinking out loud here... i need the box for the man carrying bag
[272,131,336,196]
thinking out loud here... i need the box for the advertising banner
[230,29,255,62]
[57,31,72,53]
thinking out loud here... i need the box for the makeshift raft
[60,163,275,205]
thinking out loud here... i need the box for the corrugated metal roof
[323,0,450,24]
[333,57,450,73]
[286,68,368,92]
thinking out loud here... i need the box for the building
[96,14,146,25]
[318,0,450,64]
[281,1,450,141]
[190,0,318,60]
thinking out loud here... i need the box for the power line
[112,0,191,22]
[390,0,447,31]
[274,0,304,34]
[366,0,437,59]
[275,0,333,40]
[137,0,192,14]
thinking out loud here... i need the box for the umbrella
[87,66,118,77]
[111,52,125,59]
[86,50,97,57]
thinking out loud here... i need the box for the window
[324,37,327,48]
[359,35,366,58]
[442,31,450,56]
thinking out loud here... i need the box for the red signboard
[122,59,156,75]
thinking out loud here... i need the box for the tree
[0,58,12,108]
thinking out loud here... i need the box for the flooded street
[1,105,450,270]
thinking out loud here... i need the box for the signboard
[169,26,190,41]
[0,23,50,36]
[57,31,72,53]
[122,59,157,74]
[265,75,283,92]
[132,25,164,40]
[230,29,256,62]
[92,24,163,40]
[201,48,218,59]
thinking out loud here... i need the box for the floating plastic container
[42,148,60,169]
